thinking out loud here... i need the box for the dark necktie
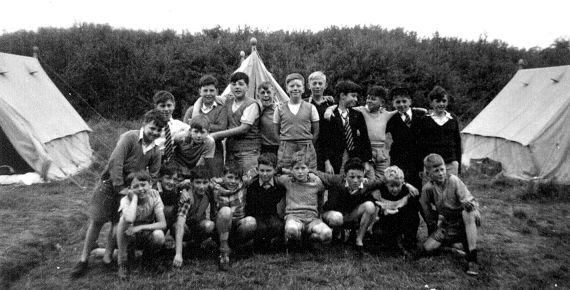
[341,111,355,151]
[164,124,173,162]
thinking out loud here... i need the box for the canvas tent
[0,52,92,181]
[461,65,570,184]
[219,38,289,103]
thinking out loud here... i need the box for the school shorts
[227,148,260,176]
[89,179,121,223]
[277,141,317,170]
[429,212,466,244]
[254,215,284,239]
[183,219,214,240]
[285,214,323,233]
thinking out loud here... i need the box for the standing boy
[115,171,167,280]
[306,71,335,171]
[273,73,320,170]
[172,166,216,268]
[353,86,397,180]
[153,90,190,164]
[386,87,426,190]
[209,72,261,175]
[71,109,166,278]
[244,153,286,249]
[323,80,373,176]
[184,75,227,176]
[257,82,280,155]
[418,86,462,176]
[170,115,216,176]
[420,153,481,275]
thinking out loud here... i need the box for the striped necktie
[404,112,411,127]
[163,124,173,163]
[341,111,355,152]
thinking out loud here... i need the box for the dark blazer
[323,107,372,173]
[386,108,426,189]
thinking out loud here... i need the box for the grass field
[1,121,569,289]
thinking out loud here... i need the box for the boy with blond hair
[274,73,320,170]
[420,153,481,275]
[371,166,419,257]
[307,71,335,170]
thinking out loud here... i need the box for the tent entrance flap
[0,125,34,173]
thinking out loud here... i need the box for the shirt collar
[429,110,453,119]
[202,101,217,111]
[345,180,365,194]
[139,128,157,154]
[259,177,275,187]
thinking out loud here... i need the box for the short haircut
[159,163,180,177]
[125,170,152,185]
[291,151,308,168]
[257,81,274,92]
[423,153,445,170]
[258,153,277,168]
[229,72,249,85]
[308,71,326,83]
[344,157,365,174]
[285,73,305,85]
[428,86,448,101]
[191,165,211,181]
[335,80,361,95]
[223,162,243,177]
[384,166,405,184]
[144,109,168,128]
[152,90,175,105]
[366,85,388,99]
[190,114,210,131]
[199,74,218,88]
[389,87,412,100]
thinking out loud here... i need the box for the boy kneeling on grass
[371,166,420,258]
[173,166,216,268]
[419,153,482,276]
[277,151,332,251]
[244,153,286,250]
[116,171,167,280]
[71,109,165,278]
[211,163,256,271]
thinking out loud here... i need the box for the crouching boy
[154,164,182,234]
[172,166,216,268]
[277,151,332,250]
[116,171,167,280]
[420,153,481,276]
[212,163,256,271]
[371,166,420,257]
[244,153,286,249]
[70,109,165,278]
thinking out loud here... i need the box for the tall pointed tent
[0,51,93,180]
[220,38,289,103]
[461,65,570,184]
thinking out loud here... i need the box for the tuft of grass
[513,209,528,219]
[520,181,570,202]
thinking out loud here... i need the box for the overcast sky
[2,0,568,49]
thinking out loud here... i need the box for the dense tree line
[1,23,569,124]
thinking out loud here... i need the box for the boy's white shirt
[201,101,217,114]
[139,128,157,155]
[400,108,413,122]
[155,118,190,150]
[429,111,453,126]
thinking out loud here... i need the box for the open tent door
[0,125,34,174]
